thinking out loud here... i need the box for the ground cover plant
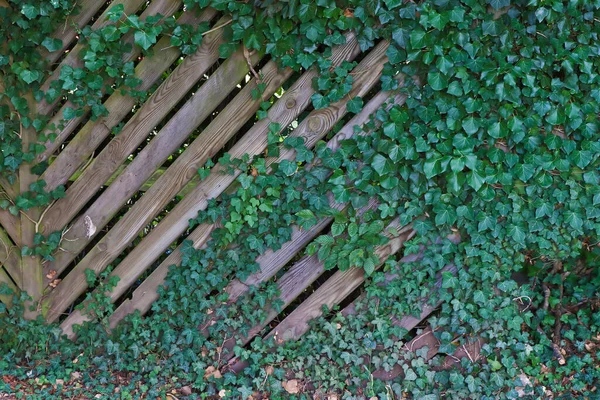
[1,0,600,398]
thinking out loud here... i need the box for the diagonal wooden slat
[38,0,107,64]
[101,37,394,332]
[48,56,293,324]
[38,0,150,111]
[65,36,386,335]
[40,15,228,236]
[268,218,415,342]
[0,209,20,247]
[39,9,219,192]
[37,0,186,159]
[0,266,18,307]
[0,226,21,289]
[43,46,263,283]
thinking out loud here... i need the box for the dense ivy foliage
[1,0,600,399]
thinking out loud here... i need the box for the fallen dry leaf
[282,379,299,394]
[204,366,222,379]
[49,279,61,288]
[181,386,192,395]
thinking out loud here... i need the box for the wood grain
[270,40,390,167]
[53,57,292,327]
[0,266,17,307]
[96,35,359,332]
[44,47,262,284]
[40,9,218,192]
[37,0,185,154]
[40,15,226,236]
[38,0,150,105]
[100,34,364,331]
[267,219,415,342]
[0,208,20,247]
[0,225,21,289]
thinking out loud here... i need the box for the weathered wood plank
[39,9,218,189]
[225,220,415,374]
[0,266,17,307]
[224,88,408,302]
[40,15,227,237]
[96,35,368,331]
[0,176,18,202]
[39,0,149,93]
[19,94,43,317]
[271,40,390,167]
[51,57,292,326]
[86,32,358,330]
[0,208,20,247]
[67,36,385,333]
[37,0,185,157]
[38,0,107,65]
[0,226,21,289]
[44,47,263,284]
[268,219,415,342]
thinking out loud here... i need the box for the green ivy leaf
[427,72,448,91]
[279,160,297,176]
[371,154,392,176]
[42,38,63,52]
[19,70,40,84]
[134,30,157,50]
[346,97,364,114]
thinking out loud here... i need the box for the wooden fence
[0,1,476,365]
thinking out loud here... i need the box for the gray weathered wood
[0,209,20,247]
[100,36,392,332]
[44,47,262,284]
[268,219,415,342]
[40,14,227,236]
[0,226,21,289]
[52,57,292,326]
[37,0,186,159]
[39,9,218,192]
[38,0,150,106]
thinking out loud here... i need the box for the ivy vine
[1,0,600,399]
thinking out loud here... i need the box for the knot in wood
[308,117,322,133]
[285,98,296,109]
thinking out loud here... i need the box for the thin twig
[201,19,232,37]
[243,46,261,82]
